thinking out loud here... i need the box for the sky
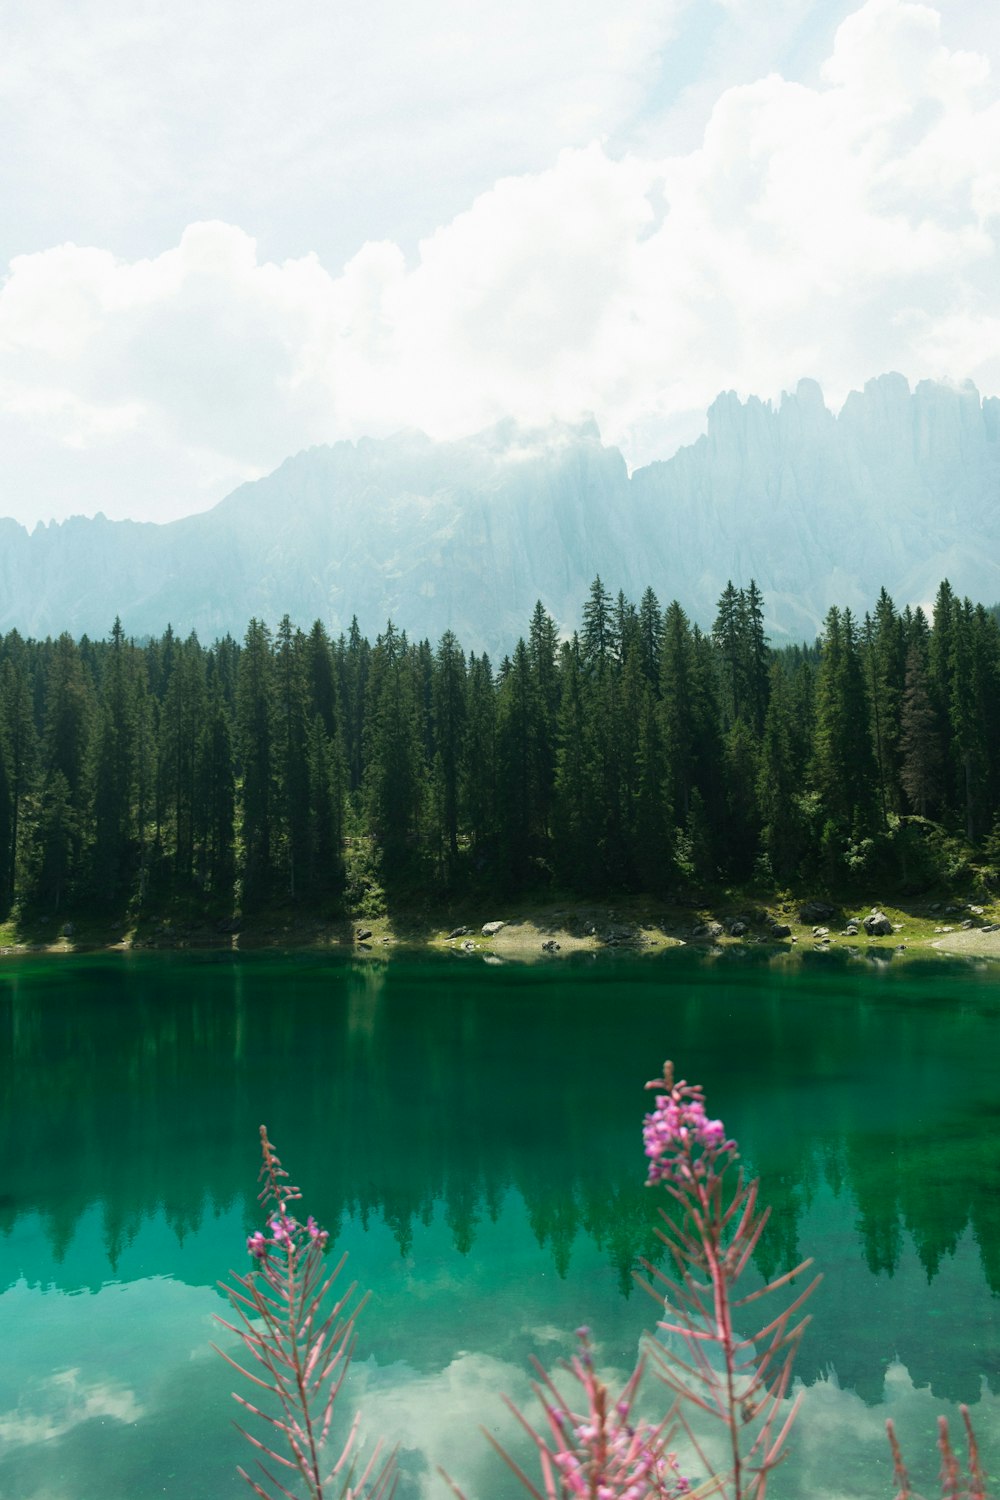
[1,0,999,526]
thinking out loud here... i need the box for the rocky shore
[2,893,998,962]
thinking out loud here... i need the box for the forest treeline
[0,577,998,918]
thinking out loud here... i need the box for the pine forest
[0,577,998,924]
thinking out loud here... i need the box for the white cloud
[0,1367,143,1450]
[2,0,1000,523]
[337,1349,1000,1500]
[0,0,683,271]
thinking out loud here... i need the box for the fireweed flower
[643,1064,737,1187]
[222,1127,395,1500]
[245,1207,331,1262]
[305,1215,329,1247]
[542,1331,690,1500]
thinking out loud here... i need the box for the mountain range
[1,371,998,654]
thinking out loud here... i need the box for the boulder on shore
[482,921,505,937]
[799,900,835,924]
[863,910,893,937]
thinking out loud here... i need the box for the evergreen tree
[306,714,345,896]
[810,607,879,846]
[340,617,369,793]
[722,717,761,880]
[613,590,639,666]
[305,620,339,739]
[527,602,560,836]
[462,653,496,854]
[552,636,598,886]
[581,576,614,671]
[432,631,467,866]
[33,771,77,913]
[91,619,138,902]
[157,633,207,883]
[495,639,542,885]
[863,590,907,822]
[757,663,802,881]
[0,720,11,912]
[195,687,236,896]
[0,648,36,905]
[631,668,672,888]
[363,622,424,873]
[928,580,958,817]
[39,633,94,899]
[236,619,275,906]
[899,642,942,818]
[742,580,771,736]
[659,601,697,824]
[274,617,312,899]
[948,599,998,841]
[637,587,663,689]
[713,581,744,728]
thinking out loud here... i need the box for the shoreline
[2,894,999,964]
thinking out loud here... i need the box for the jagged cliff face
[631,373,1000,639]
[1,375,998,653]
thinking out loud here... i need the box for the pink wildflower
[305,1215,329,1247]
[544,1330,690,1500]
[246,1230,268,1259]
[643,1064,737,1187]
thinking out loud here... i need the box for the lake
[0,948,997,1498]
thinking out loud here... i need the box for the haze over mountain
[2,372,998,655]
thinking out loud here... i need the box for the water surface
[0,949,997,1498]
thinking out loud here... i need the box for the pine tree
[659,601,697,823]
[0,717,11,913]
[528,602,560,836]
[462,653,496,854]
[581,577,614,671]
[743,580,771,736]
[33,771,77,913]
[552,635,598,886]
[613,590,639,666]
[948,599,998,842]
[637,587,663,689]
[306,714,345,896]
[274,617,312,899]
[0,647,36,906]
[631,670,672,888]
[305,620,339,739]
[363,622,424,873]
[713,581,744,728]
[38,633,94,900]
[863,589,907,822]
[898,642,942,818]
[195,687,236,896]
[495,639,541,885]
[757,663,802,882]
[340,617,369,794]
[928,580,958,818]
[432,631,467,866]
[158,633,207,883]
[810,607,879,843]
[236,619,275,906]
[91,619,139,902]
[723,717,761,879]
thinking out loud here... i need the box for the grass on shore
[0,876,996,962]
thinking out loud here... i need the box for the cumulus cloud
[0,1367,143,1450]
[338,1350,1000,1500]
[1,0,999,523]
[0,0,681,271]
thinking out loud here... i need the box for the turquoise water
[0,949,997,1498]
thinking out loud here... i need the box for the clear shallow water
[0,949,997,1499]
